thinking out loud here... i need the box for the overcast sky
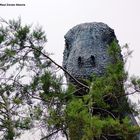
[0,0,140,76]
[0,0,140,139]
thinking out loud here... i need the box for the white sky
[0,0,140,139]
[0,0,140,76]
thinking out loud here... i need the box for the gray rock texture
[63,22,118,83]
[63,22,140,140]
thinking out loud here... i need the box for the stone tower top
[63,22,119,83]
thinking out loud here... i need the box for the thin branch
[125,91,138,96]
[118,90,140,98]
[40,129,63,140]
[0,17,8,24]
[63,130,69,140]
[102,135,108,140]
[0,77,43,101]
[27,41,89,90]
[0,17,89,90]
[92,107,116,120]
[71,87,86,96]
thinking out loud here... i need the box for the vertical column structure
[62,22,139,140]
[63,22,118,83]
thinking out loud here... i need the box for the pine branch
[92,107,116,119]
[27,40,89,90]
[40,128,63,140]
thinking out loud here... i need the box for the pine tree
[0,18,139,140]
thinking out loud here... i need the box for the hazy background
[0,0,140,139]
[0,0,140,75]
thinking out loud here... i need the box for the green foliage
[33,105,43,120]
[13,97,22,105]
[18,117,32,130]
[0,18,50,139]
[0,18,139,140]
[0,34,4,43]
[32,26,47,41]
[47,40,140,140]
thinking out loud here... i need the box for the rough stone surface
[63,22,119,83]
[62,22,140,139]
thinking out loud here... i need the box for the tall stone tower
[62,22,139,140]
[63,22,120,83]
